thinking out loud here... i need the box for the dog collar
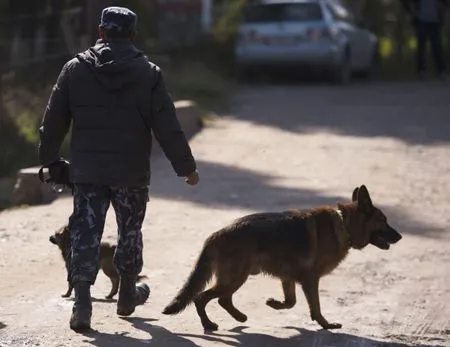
[336,209,352,248]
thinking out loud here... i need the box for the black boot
[117,276,150,316]
[69,281,92,332]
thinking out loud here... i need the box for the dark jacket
[39,39,196,186]
[401,0,448,23]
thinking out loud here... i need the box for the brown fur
[162,185,402,331]
[49,225,147,299]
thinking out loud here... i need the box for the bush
[0,111,36,178]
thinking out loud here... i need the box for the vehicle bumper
[235,43,343,69]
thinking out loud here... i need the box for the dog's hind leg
[301,276,341,330]
[217,275,249,323]
[106,277,119,300]
[194,264,249,331]
[194,286,224,331]
[266,280,296,310]
[218,295,247,323]
[62,283,73,298]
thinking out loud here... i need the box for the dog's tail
[162,241,215,315]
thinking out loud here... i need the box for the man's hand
[185,170,199,186]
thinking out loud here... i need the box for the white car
[234,0,380,83]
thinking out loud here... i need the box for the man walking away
[402,0,448,79]
[39,6,199,332]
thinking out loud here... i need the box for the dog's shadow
[82,320,442,347]
[178,325,441,347]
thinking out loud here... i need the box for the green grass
[379,37,394,58]
[379,36,417,59]
[164,61,234,117]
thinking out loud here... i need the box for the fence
[0,0,209,74]
[0,5,91,73]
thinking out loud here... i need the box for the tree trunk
[394,6,406,64]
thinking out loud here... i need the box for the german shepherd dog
[49,225,147,299]
[163,185,402,331]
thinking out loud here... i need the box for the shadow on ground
[83,318,201,347]
[229,81,450,145]
[150,159,443,238]
[83,319,441,347]
[181,325,443,347]
[151,160,343,211]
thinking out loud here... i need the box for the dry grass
[164,61,234,118]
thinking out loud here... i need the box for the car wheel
[333,50,351,85]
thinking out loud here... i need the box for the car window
[326,0,355,24]
[243,3,324,23]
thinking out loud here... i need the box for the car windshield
[243,3,323,23]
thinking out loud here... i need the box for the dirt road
[0,81,449,347]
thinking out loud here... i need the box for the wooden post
[0,74,4,123]
[394,4,406,65]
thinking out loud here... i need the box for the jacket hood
[76,39,147,91]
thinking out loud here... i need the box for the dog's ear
[352,187,359,202]
[49,235,57,244]
[357,185,373,214]
[56,226,67,234]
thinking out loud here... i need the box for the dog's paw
[61,293,71,298]
[234,313,248,323]
[202,321,219,331]
[322,322,342,330]
[266,298,283,310]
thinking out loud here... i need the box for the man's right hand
[185,170,199,186]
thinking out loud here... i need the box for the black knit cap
[99,6,137,32]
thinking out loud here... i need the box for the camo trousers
[68,184,148,285]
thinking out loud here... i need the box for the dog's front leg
[266,280,296,309]
[105,277,119,300]
[301,276,341,330]
[62,283,73,298]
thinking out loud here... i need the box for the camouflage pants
[68,184,148,285]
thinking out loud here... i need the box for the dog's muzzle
[370,225,402,250]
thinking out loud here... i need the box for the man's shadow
[177,325,443,347]
[82,318,202,347]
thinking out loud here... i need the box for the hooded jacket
[39,39,196,186]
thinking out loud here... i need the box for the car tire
[333,50,351,85]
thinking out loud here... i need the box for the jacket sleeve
[38,61,72,165]
[149,65,197,177]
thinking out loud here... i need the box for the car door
[355,24,379,69]
[325,0,367,70]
